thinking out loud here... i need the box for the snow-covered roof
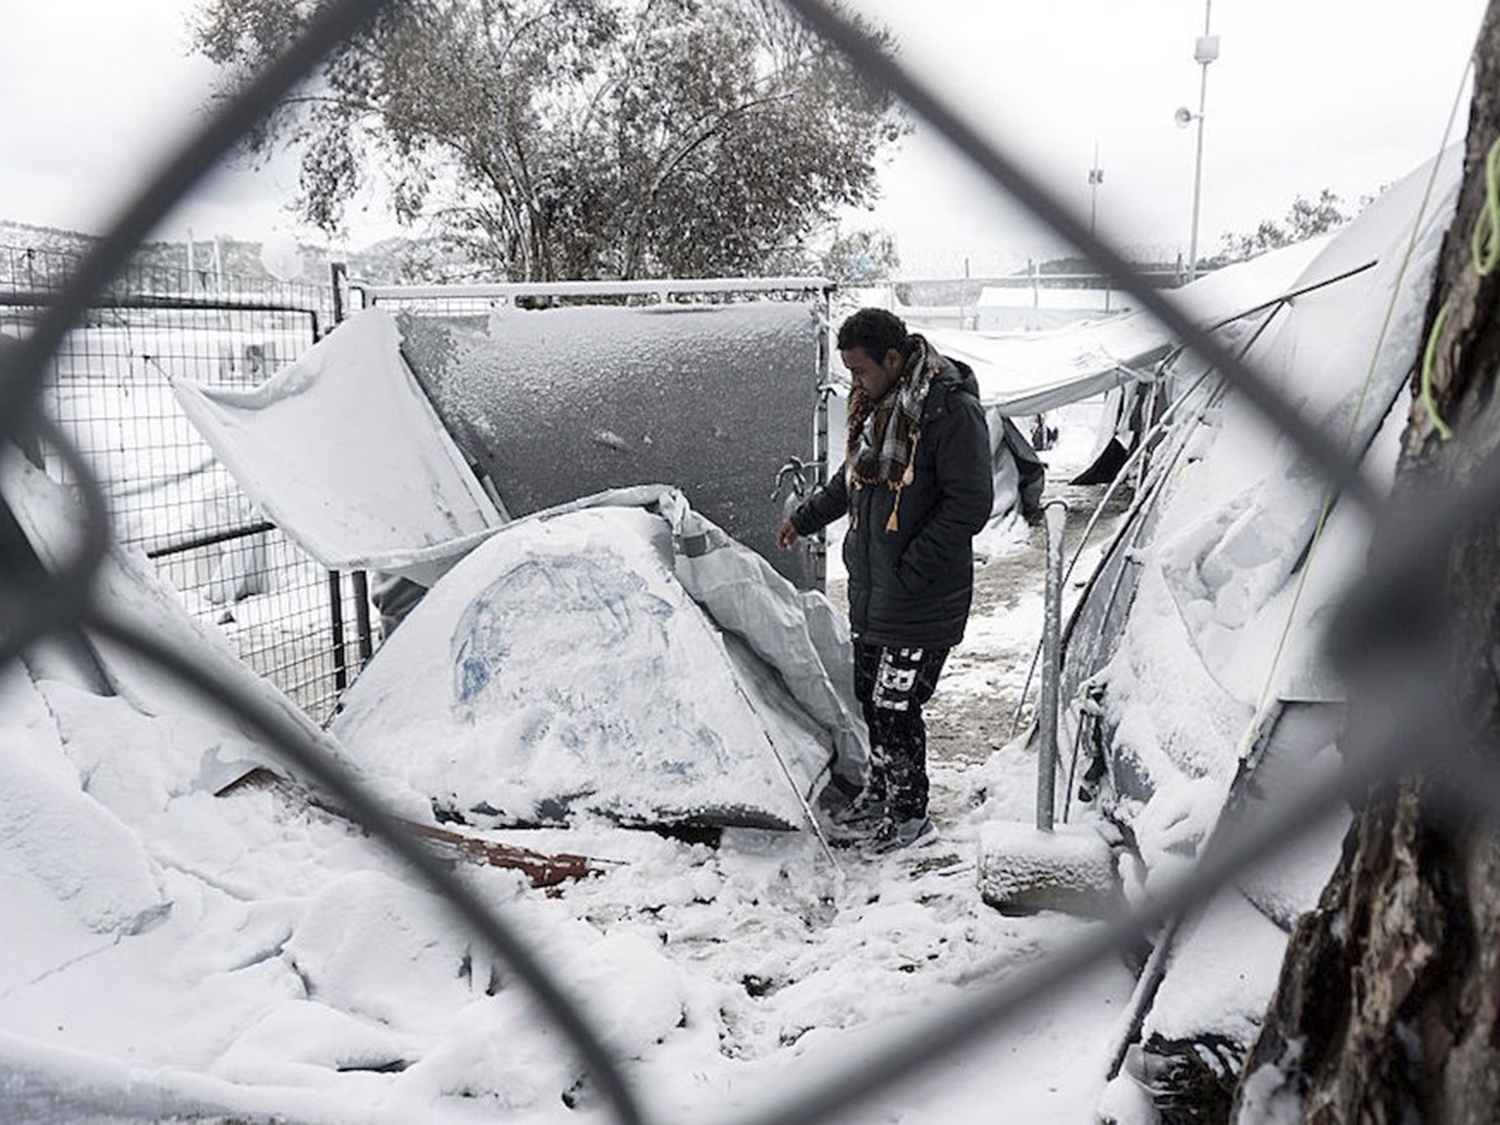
[927,239,1335,415]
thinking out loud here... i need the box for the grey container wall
[392,299,825,590]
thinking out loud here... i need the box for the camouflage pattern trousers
[853,642,951,822]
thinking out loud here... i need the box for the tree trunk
[1233,7,1500,1122]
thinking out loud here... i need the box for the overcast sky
[0,1,1488,276]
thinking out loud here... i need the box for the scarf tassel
[884,430,921,533]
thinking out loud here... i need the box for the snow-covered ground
[2,392,1140,1124]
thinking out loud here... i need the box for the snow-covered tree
[816,226,900,283]
[191,0,904,281]
[1212,189,1350,265]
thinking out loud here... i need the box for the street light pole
[1089,142,1107,310]
[1088,141,1103,236]
[1187,0,1218,282]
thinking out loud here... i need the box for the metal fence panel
[1,244,366,722]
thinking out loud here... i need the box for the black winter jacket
[792,356,993,649]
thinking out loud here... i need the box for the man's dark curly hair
[837,307,909,362]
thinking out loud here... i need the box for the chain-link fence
[2,243,372,723]
[2,0,1496,1122]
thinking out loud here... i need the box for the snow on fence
[1,244,370,723]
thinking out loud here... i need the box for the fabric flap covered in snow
[332,486,853,829]
[0,452,318,791]
[172,308,503,586]
[924,239,1330,416]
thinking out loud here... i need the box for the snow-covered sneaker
[824,786,887,841]
[864,815,936,855]
[826,811,889,847]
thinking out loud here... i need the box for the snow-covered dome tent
[331,487,863,831]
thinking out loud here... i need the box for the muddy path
[825,456,1132,783]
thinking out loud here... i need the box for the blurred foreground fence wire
[0,0,1493,1122]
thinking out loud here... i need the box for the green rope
[1420,128,1500,442]
[1471,131,1500,276]
[1421,298,1456,442]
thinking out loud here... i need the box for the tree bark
[1234,6,1500,1122]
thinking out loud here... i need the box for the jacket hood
[925,354,981,417]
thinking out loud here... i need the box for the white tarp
[925,239,1334,416]
[171,309,503,586]
[1068,146,1462,882]
[0,451,311,793]
[331,486,861,830]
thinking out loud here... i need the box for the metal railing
[2,1,1493,1123]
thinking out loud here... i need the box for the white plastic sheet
[332,486,864,830]
[925,239,1332,416]
[172,309,502,586]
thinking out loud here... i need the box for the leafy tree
[192,0,904,281]
[1211,188,1350,265]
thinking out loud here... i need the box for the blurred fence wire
[0,0,1492,1123]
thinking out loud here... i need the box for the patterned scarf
[847,332,940,490]
[845,334,941,532]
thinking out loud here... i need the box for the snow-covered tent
[332,486,864,830]
[393,299,829,590]
[1041,149,1463,1112]
[167,306,868,827]
[923,241,1333,421]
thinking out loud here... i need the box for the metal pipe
[328,570,348,692]
[1037,500,1068,832]
[351,276,833,301]
[352,570,374,664]
[329,260,348,328]
[144,520,275,560]
[814,287,833,591]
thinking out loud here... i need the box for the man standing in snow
[777,308,993,852]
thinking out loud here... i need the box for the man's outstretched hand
[776,519,800,550]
